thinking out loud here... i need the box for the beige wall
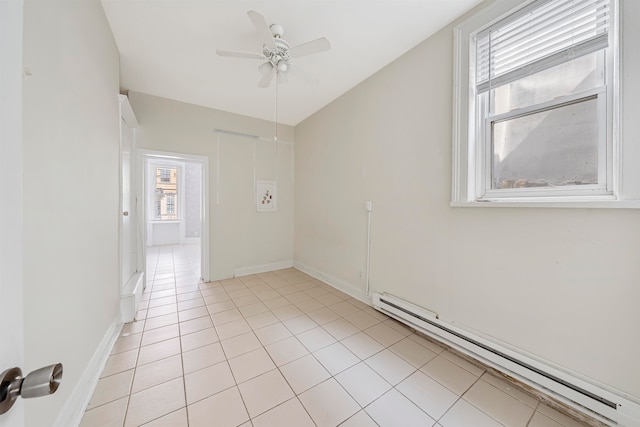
[129,92,295,280]
[21,0,121,426]
[295,0,640,401]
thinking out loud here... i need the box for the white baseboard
[121,271,144,323]
[53,315,122,427]
[293,260,371,304]
[234,259,294,277]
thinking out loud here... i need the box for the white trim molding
[53,316,123,427]
[234,260,294,277]
[293,261,370,305]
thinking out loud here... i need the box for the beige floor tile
[180,326,219,352]
[439,350,485,376]
[536,404,592,427]
[421,355,479,395]
[294,298,324,313]
[246,311,280,330]
[221,331,262,358]
[176,290,201,302]
[263,296,291,309]
[101,349,138,378]
[273,304,304,321]
[389,337,438,368]
[307,307,342,325]
[254,322,293,346]
[187,387,249,427]
[137,337,181,366]
[208,300,237,315]
[142,408,188,427]
[297,326,337,352]
[316,293,343,306]
[87,369,134,410]
[122,320,145,335]
[131,354,183,393]
[283,314,319,335]
[366,389,435,427]
[285,290,313,303]
[340,410,379,427]
[124,378,185,427]
[146,304,178,319]
[80,396,128,427]
[179,316,213,335]
[313,342,360,375]
[238,301,270,317]
[323,318,360,340]
[144,313,179,331]
[177,297,205,311]
[177,305,208,322]
[365,322,406,347]
[407,333,446,354]
[463,379,535,426]
[439,398,502,427]
[529,411,566,427]
[365,348,416,385]
[148,295,176,308]
[141,323,180,347]
[481,372,538,407]
[111,333,142,355]
[298,378,360,427]
[341,331,385,360]
[228,347,276,383]
[396,370,459,419]
[233,294,261,307]
[328,301,361,317]
[335,362,392,406]
[238,369,295,418]
[280,354,331,394]
[265,336,310,366]
[183,342,226,374]
[185,360,236,404]
[344,310,381,330]
[215,318,252,340]
[251,397,315,427]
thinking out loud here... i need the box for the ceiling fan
[217,11,331,88]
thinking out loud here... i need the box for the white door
[0,2,25,425]
[120,117,136,289]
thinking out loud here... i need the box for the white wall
[295,0,640,402]
[0,1,25,426]
[22,1,121,425]
[130,92,295,279]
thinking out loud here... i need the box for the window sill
[450,200,640,209]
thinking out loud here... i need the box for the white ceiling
[101,1,483,126]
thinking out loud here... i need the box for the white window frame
[148,161,183,221]
[451,0,639,208]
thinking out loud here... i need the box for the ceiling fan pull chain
[274,72,279,158]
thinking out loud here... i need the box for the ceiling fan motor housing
[263,38,292,70]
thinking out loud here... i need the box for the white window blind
[476,0,610,93]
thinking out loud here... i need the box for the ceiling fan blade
[258,63,276,88]
[216,50,265,60]
[289,37,331,58]
[247,10,276,50]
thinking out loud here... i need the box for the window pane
[492,52,602,115]
[154,167,178,220]
[492,97,598,189]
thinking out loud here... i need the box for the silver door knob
[0,363,63,415]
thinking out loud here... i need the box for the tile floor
[80,245,591,427]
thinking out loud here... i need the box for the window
[153,167,178,220]
[451,0,629,205]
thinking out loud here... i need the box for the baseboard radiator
[372,293,640,427]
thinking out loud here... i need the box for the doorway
[140,150,209,283]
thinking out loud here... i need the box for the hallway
[79,246,589,426]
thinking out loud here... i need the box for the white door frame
[139,149,210,282]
